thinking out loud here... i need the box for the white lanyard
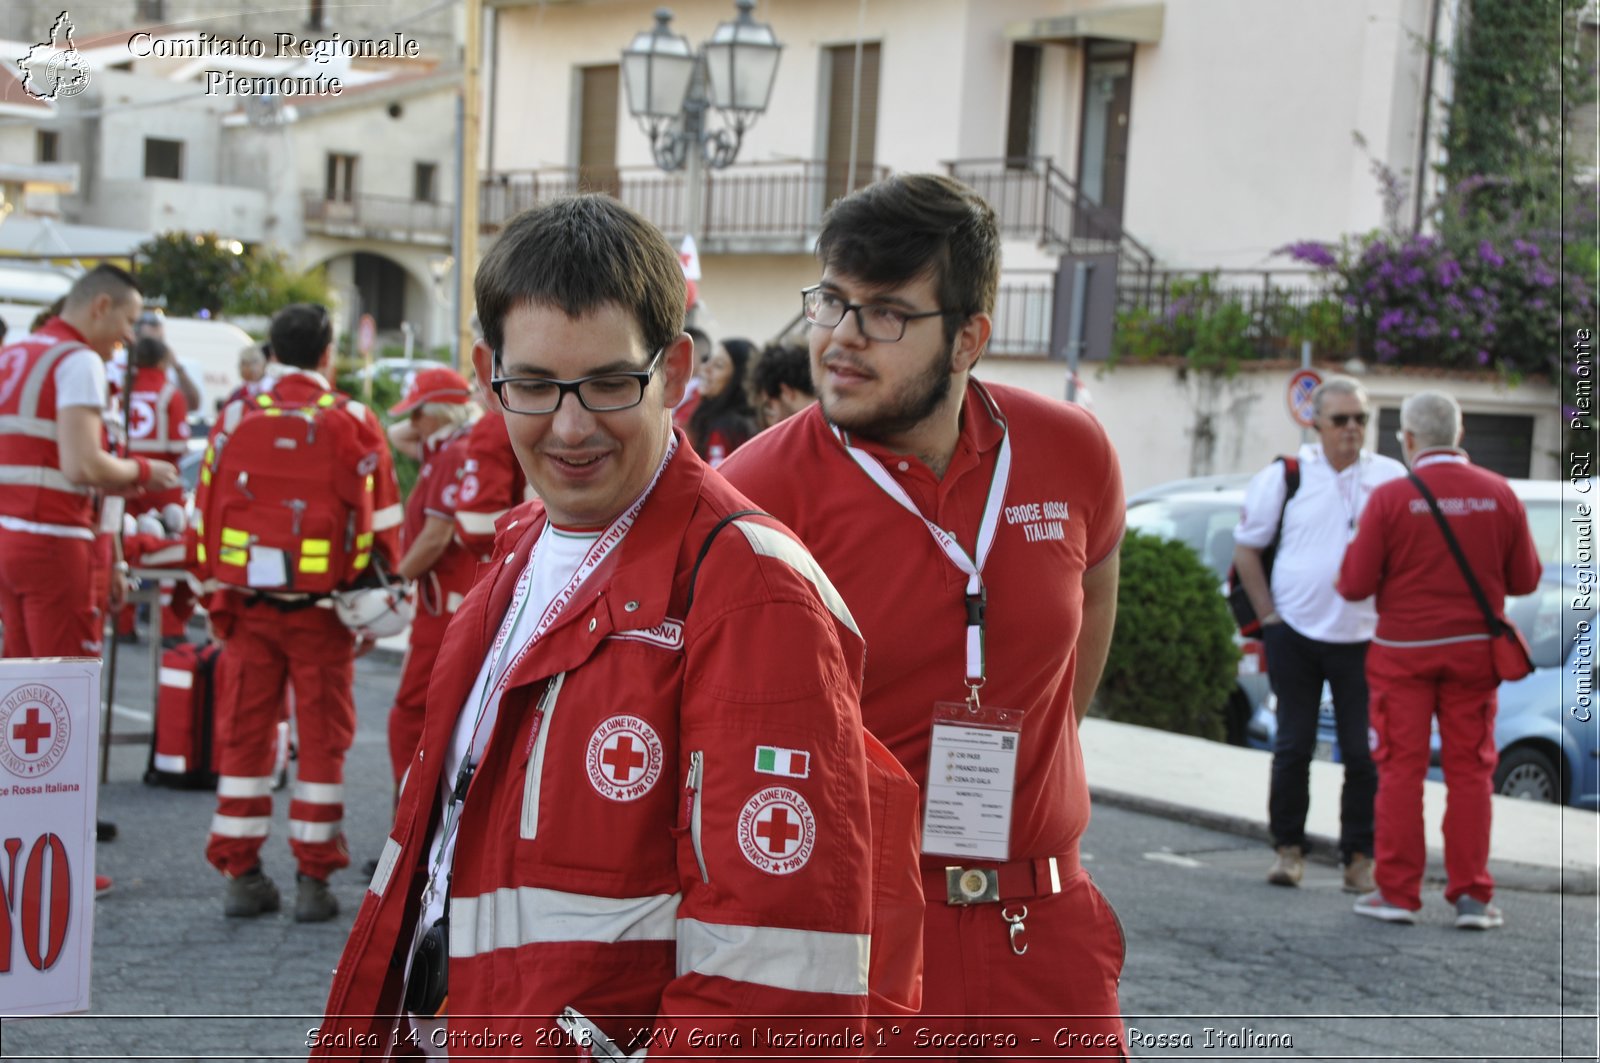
[830,399,1011,702]
[425,434,678,901]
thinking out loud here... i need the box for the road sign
[357,313,377,356]
[1286,368,1323,427]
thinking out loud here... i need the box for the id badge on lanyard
[829,397,1024,860]
[921,699,1025,861]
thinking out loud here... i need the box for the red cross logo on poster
[0,684,71,778]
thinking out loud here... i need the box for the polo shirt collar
[833,376,1005,478]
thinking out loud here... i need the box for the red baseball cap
[389,366,472,416]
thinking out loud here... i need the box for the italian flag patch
[754,745,811,779]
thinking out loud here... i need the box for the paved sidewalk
[1081,717,1598,894]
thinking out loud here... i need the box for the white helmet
[333,583,414,638]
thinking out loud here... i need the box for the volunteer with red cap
[193,302,402,923]
[0,264,181,659]
[383,366,481,783]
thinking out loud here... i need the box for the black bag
[1226,456,1300,636]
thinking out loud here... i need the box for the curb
[1089,785,1593,896]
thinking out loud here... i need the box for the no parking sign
[1286,368,1323,427]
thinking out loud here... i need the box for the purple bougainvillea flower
[1478,240,1504,268]
[1435,259,1462,287]
[1476,350,1491,365]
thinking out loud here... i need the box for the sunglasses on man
[1323,412,1368,428]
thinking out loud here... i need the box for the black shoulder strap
[684,508,768,616]
[1268,456,1301,551]
[1407,472,1501,634]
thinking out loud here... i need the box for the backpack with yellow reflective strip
[190,388,377,594]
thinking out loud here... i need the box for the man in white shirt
[1233,376,1406,892]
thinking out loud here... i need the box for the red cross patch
[737,787,816,875]
[0,683,72,779]
[585,715,663,802]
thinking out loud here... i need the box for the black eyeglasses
[491,348,663,415]
[1324,412,1369,428]
[801,286,951,343]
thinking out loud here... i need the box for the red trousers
[1367,641,1499,910]
[206,600,356,880]
[386,601,454,784]
[911,869,1126,1059]
[0,530,99,658]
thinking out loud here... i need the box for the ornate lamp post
[621,0,781,243]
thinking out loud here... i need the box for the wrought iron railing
[302,192,453,238]
[479,160,891,238]
[990,271,1055,358]
[1114,268,1351,359]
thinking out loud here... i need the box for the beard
[819,340,955,442]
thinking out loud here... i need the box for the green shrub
[1093,529,1239,741]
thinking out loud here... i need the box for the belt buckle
[945,866,999,905]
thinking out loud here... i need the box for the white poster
[0,658,100,1017]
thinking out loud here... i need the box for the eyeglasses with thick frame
[491,348,664,415]
[1322,411,1369,428]
[801,285,952,343]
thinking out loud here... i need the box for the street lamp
[621,0,782,172]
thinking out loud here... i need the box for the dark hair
[816,173,999,344]
[65,264,142,310]
[475,195,684,359]
[685,325,711,350]
[749,338,813,402]
[268,303,333,369]
[131,335,168,369]
[688,337,758,458]
[32,296,65,332]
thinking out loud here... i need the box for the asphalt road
[1,636,1595,1062]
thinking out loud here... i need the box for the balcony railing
[479,160,891,242]
[303,192,454,241]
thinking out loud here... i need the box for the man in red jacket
[315,196,876,1058]
[196,303,402,923]
[123,334,194,644]
[1338,390,1540,929]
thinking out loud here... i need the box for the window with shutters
[1376,406,1534,478]
[414,162,438,203]
[326,153,358,202]
[824,42,880,206]
[144,138,182,179]
[577,64,620,197]
[1005,44,1041,167]
[37,130,58,163]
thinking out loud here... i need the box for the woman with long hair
[687,336,759,466]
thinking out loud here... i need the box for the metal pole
[1065,260,1090,403]
[1301,338,1313,444]
[457,0,483,370]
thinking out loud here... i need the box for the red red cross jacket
[315,439,874,1058]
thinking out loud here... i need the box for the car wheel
[1493,746,1563,804]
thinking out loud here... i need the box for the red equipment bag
[193,392,376,594]
[145,641,223,790]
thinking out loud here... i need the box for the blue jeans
[1263,622,1375,861]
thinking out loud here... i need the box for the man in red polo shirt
[1338,390,1540,929]
[0,265,180,658]
[721,173,1127,1056]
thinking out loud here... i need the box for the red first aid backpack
[193,391,377,594]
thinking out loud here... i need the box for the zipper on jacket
[519,672,566,841]
[686,750,709,883]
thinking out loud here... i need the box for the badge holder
[403,914,449,1018]
[919,689,1024,863]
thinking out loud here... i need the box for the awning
[1005,3,1165,45]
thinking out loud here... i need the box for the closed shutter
[578,64,620,197]
[825,43,880,206]
[1005,44,1041,166]
[1376,407,1534,478]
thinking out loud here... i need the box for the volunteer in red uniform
[0,265,180,659]
[196,302,402,923]
[383,366,480,783]
[124,334,194,642]
[721,173,1128,1057]
[316,196,875,1057]
[1338,390,1540,929]
[451,404,528,559]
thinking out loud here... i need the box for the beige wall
[976,357,1562,496]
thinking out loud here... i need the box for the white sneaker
[1353,890,1416,924]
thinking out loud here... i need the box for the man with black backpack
[191,303,402,922]
[1233,375,1405,893]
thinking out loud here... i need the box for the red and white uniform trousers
[207,597,356,881]
[1366,639,1499,911]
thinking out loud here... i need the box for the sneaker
[1342,853,1376,894]
[1353,890,1416,924]
[1454,896,1504,930]
[223,868,281,918]
[1266,845,1304,887]
[96,819,118,843]
[95,875,113,897]
[294,874,339,923]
